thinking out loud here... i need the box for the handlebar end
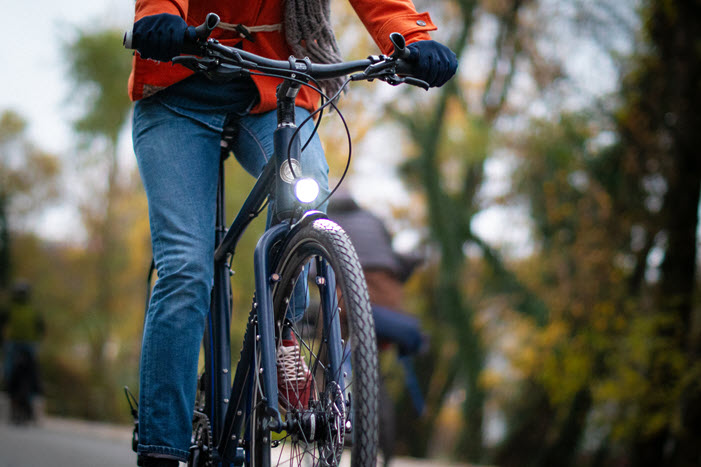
[194,13,220,40]
[389,32,410,60]
[123,27,134,49]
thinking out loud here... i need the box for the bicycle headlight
[294,178,320,204]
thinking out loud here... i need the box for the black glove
[132,13,196,61]
[406,40,458,88]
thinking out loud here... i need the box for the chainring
[189,411,214,467]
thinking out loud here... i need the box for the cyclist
[127,0,457,465]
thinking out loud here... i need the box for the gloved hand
[132,13,196,61]
[406,40,458,88]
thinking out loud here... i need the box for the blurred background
[1,0,700,466]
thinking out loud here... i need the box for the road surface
[0,399,472,466]
[0,416,137,467]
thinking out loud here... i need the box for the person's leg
[3,341,16,388]
[132,98,222,462]
[232,107,329,323]
[372,305,424,356]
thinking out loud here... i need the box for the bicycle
[123,12,430,467]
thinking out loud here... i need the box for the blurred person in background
[2,280,44,424]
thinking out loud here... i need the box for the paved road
[0,406,469,467]
[0,417,138,467]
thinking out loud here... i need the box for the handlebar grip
[123,27,134,49]
[395,59,416,76]
[393,59,429,89]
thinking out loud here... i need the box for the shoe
[277,335,312,410]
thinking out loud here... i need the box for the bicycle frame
[202,77,342,464]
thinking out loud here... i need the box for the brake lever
[382,74,429,90]
[403,77,430,90]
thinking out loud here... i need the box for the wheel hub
[284,382,346,464]
[317,382,346,464]
[285,382,346,457]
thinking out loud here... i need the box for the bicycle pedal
[124,386,139,453]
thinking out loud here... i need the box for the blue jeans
[372,305,425,356]
[132,78,329,461]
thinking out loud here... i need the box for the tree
[488,1,701,465]
[390,0,555,460]
[64,27,133,416]
[0,110,60,290]
[497,111,631,467]
[618,2,701,465]
[384,0,657,463]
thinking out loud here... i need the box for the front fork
[318,258,344,385]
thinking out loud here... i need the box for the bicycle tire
[251,217,379,466]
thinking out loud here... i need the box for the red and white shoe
[276,335,312,410]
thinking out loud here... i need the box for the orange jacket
[128,0,437,113]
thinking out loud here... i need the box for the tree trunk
[631,1,701,465]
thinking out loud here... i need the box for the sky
[4,0,134,155]
[3,0,135,241]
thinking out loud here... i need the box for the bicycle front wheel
[251,217,378,466]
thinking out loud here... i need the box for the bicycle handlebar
[124,13,429,89]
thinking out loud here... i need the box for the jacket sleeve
[134,0,189,22]
[348,0,437,55]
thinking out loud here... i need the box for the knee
[155,245,213,300]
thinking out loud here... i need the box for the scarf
[284,0,344,98]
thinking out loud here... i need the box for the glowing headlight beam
[294,178,320,204]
